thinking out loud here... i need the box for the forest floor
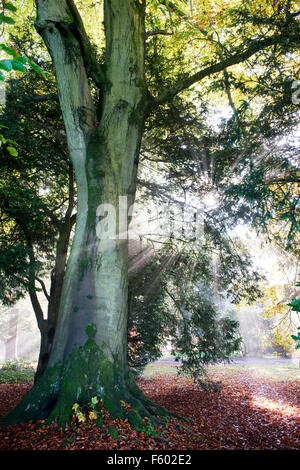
[0,359,299,451]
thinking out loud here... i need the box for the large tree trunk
[0,0,178,430]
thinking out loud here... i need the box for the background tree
[0,21,255,386]
[290,282,300,349]
[0,0,45,155]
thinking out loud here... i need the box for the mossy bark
[1,325,182,430]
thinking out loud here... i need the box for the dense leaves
[0,69,70,304]
[290,282,300,348]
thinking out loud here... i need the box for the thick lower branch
[153,33,300,107]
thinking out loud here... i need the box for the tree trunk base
[0,329,186,431]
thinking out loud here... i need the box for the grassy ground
[143,358,300,382]
[1,357,299,383]
[0,357,299,450]
[0,361,35,383]
[207,362,299,382]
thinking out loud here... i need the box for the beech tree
[1,0,299,428]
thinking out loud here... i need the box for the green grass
[244,363,299,381]
[142,362,179,378]
[0,360,35,383]
[143,359,300,382]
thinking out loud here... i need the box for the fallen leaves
[0,369,299,450]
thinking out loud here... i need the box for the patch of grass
[246,363,300,381]
[207,361,300,382]
[207,363,247,376]
[0,360,35,383]
[143,362,178,378]
[144,359,300,382]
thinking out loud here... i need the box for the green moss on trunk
[0,324,184,431]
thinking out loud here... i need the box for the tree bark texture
[0,0,178,429]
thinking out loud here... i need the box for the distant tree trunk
[0,0,289,430]
[4,308,18,362]
[34,220,73,382]
[1,0,177,429]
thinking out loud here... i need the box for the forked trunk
[1,0,180,429]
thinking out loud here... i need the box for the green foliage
[85,324,97,339]
[143,0,300,257]
[128,254,171,374]
[0,240,32,305]
[208,55,300,255]
[289,282,300,349]
[128,242,243,387]
[0,2,46,164]
[291,328,300,349]
[288,299,300,313]
[0,13,15,25]
[288,282,300,314]
[0,39,46,82]
[1,2,18,13]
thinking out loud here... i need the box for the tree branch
[70,213,77,227]
[65,163,75,222]
[35,276,50,301]
[15,217,46,332]
[165,286,189,322]
[65,0,105,88]
[153,33,300,107]
[223,70,238,116]
[23,93,59,104]
[146,29,173,38]
[35,0,97,136]
[159,0,208,36]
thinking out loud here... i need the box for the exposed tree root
[0,335,188,432]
